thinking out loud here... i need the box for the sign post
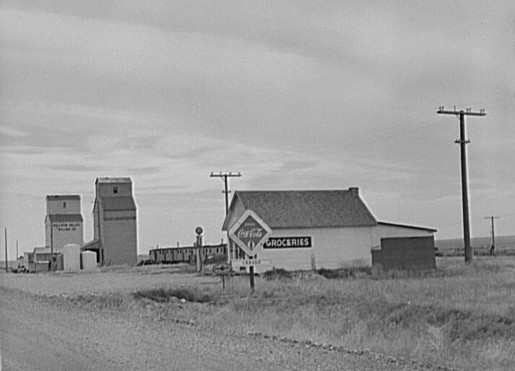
[213,262,231,291]
[228,210,271,292]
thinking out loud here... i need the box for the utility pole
[210,172,242,264]
[485,216,500,255]
[4,228,8,272]
[210,172,242,215]
[437,106,486,264]
[50,220,54,272]
[96,199,104,267]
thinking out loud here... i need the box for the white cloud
[1,0,513,256]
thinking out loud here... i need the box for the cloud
[1,0,513,254]
[44,164,102,173]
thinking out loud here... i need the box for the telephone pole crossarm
[437,107,487,117]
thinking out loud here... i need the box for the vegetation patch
[380,302,515,342]
[132,287,213,303]
[68,293,128,311]
[262,268,293,280]
[316,267,372,279]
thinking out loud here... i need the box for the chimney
[348,187,359,196]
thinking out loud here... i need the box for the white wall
[81,251,97,270]
[61,244,81,271]
[246,226,375,272]
[234,224,434,273]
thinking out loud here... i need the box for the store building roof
[222,188,378,230]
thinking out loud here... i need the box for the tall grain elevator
[45,195,84,250]
[92,177,138,266]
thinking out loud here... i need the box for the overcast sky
[1,0,514,258]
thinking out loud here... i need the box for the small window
[113,187,118,194]
[63,202,66,208]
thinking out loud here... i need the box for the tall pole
[96,199,104,267]
[210,172,242,215]
[485,216,500,255]
[50,220,54,272]
[458,112,472,263]
[210,172,242,263]
[437,107,486,264]
[4,228,8,272]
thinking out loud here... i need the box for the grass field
[59,257,515,371]
[436,235,515,257]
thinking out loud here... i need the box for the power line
[437,106,486,264]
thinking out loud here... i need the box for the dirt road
[1,285,420,371]
[1,267,430,370]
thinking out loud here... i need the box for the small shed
[372,236,436,271]
[61,244,81,271]
[81,251,97,271]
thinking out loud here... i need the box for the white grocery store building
[222,188,436,272]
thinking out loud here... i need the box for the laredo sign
[228,210,271,256]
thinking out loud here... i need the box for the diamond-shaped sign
[228,210,271,256]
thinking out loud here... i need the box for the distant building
[45,195,84,250]
[149,243,226,265]
[222,188,436,272]
[83,177,138,266]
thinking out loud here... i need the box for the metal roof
[378,221,437,233]
[46,195,80,201]
[222,189,377,230]
[46,214,84,223]
[101,197,136,211]
[96,177,132,184]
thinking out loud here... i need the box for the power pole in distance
[50,220,54,271]
[210,172,242,215]
[437,106,486,264]
[485,216,500,255]
[4,228,7,272]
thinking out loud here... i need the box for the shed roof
[378,221,437,233]
[82,239,100,251]
[222,188,377,230]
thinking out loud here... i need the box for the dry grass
[29,257,515,371]
[140,257,515,370]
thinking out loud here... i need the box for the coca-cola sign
[228,210,271,256]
